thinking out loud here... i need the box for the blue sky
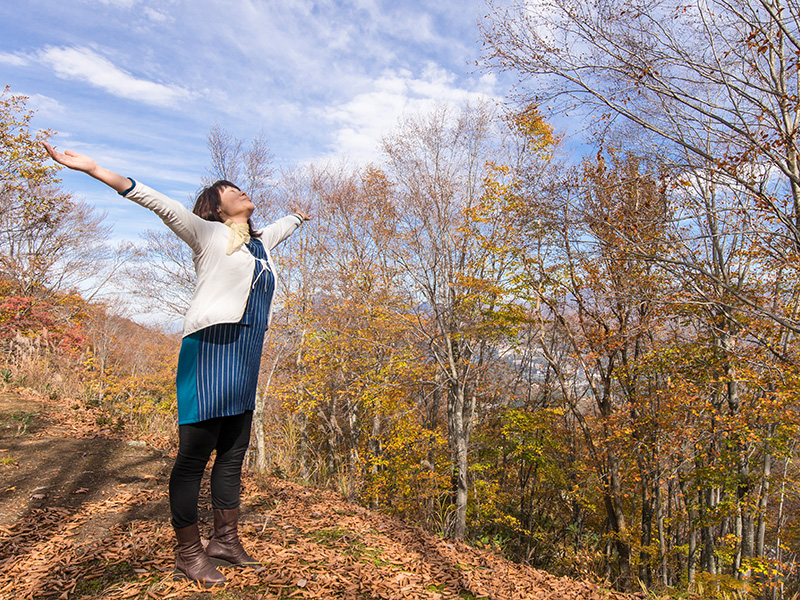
[1,0,508,241]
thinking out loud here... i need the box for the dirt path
[0,391,634,600]
[0,392,170,532]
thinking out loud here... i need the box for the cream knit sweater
[123,181,301,336]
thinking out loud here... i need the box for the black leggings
[169,411,253,528]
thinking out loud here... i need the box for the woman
[43,141,309,587]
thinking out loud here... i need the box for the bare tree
[482,0,800,332]
[0,89,112,298]
[382,102,515,539]
[205,124,275,216]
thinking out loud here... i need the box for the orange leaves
[0,274,179,441]
[507,104,561,161]
[0,87,57,192]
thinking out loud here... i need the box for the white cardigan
[123,181,301,337]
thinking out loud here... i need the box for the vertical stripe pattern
[176,238,274,424]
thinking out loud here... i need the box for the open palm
[42,142,98,173]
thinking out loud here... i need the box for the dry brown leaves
[0,391,635,600]
[0,489,169,600]
[224,479,634,600]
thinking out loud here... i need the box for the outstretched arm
[42,141,132,194]
[43,141,209,252]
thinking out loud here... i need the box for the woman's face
[218,186,255,223]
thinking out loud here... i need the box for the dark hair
[192,179,260,238]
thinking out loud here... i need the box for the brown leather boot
[173,522,226,586]
[206,507,259,567]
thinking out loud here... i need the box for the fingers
[41,141,69,166]
[41,141,57,158]
[41,141,67,165]
[289,202,313,221]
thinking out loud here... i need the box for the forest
[2,1,800,598]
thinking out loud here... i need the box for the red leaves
[0,288,88,360]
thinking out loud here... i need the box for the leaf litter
[0,390,635,600]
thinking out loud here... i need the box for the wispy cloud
[38,45,193,108]
[142,6,170,22]
[0,52,28,66]
[1,1,502,169]
[94,0,140,8]
[24,93,64,118]
[321,64,497,162]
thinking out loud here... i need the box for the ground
[0,390,635,600]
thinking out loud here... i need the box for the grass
[11,410,37,435]
[72,561,139,597]
[308,526,391,567]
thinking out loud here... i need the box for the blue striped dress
[175,238,274,425]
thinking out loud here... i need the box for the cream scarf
[224,219,251,255]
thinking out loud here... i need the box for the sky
[1,0,511,243]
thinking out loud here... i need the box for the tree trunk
[249,388,267,473]
[700,487,717,575]
[773,455,791,600]
[602,451,631,589]
[656,475,668,586]
[448,380,469,540]
[347,395,359,500]
[725,358,754,574]
[298,411,310,481]
[597,383,631,590]
[755,451,772,557]
[639,478,654,586]
[678,465,698,584]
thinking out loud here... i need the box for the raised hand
[41,141,98,173]
[289,203,313,222]
[41,141,132,193]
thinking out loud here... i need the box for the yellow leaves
[0,87,57,189]
[364,415,451,521]
[507,103,560,160]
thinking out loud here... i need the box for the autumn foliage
[0,87,179,444]
[5,16,800,596]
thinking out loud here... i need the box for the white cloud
[143,6,170,22]
[25,94,64,118]
[0,52,28,66]
[38,45,193,108]
[95,0,140,7]
[386,11,437,45]
[320,64,497,163]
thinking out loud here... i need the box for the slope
[0,390,634,600]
